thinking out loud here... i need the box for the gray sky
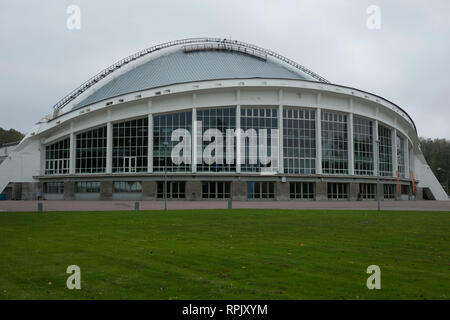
[1,0,449,138]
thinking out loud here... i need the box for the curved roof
[50,38,329,111]
[74,49,315,109]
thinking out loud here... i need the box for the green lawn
[0,209,449,300]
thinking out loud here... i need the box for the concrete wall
[316,181,327,201]
[349,183,359,201]
[142,181,157,200]
[186,181,202,200]
[64,181,75,200]
[232,181,247,200]
[100,181,113,200]
[276,181,289,200]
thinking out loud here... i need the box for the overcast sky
[1,0,449,138]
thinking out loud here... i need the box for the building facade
[0,38,446,201]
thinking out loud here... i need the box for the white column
[278,104,284,174]
[69,132,75,174]
[392,128,398,178]
[278,89,284,174]
[236,103,241,173]
[106,121,112,173]
[404,139,410,179]
[348,113,354,175]
[373,120,379,176]
[316,107,322,174]
[148,113,153,173]
[192,106,197,173]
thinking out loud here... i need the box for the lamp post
[163,141,168,211]
[375,139,381,211]
[437,167,449,196]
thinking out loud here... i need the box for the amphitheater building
[0,38,446,201]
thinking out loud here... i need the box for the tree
[0,128,24,146]
[419,137,450,195]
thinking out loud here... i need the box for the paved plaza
[0,200,449,212]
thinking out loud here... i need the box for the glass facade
[383,184,395,199]
[247,182,275,199]
[113,118,148,173]
[113,181,142,193]
[41,104,413,204]
[76,126,107,174]
[327,183,348,199]
[240,107,278,172]
[321,111,348,174]
[378,125,393,177]
[76,181,100,193]
[44,182,64,194]
[396,135,406,178]
[353,117,373,176]
[197,107,236,172]
[289,182,314,199]
[45,138,70,175]
[202,181,231,199]
[153,111,192,172]
[359,183,376,199]
[157,181,185,199]
[283,107,316,174]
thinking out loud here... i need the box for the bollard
[228,198,232,210]
[37,202,43,213]
[134,201,140,211]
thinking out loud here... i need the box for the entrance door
[123,157,137,173]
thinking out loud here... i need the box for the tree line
[419,137,450,194]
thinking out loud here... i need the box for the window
[113,118,148,173]
[247,182,275,199]
[241,107,278,173]
[396,135,406,178]
[197,107,236,172]
[283,108,316,174]
[202,182,231,199]
[359,183,376,199]
[383,184,395,199]
[157,181,185,199]
[327,183,348,199]
[44,182,64,194]
[401,184,409,195]
[289,182,314,199]
[378,125,392,177]
[76,181,100,193]
[45,138,70,175]
[76,126,107,173]
[353,117,373,176]
[321,111,348,174]
[153,111,192,172]
[113,181,142,193]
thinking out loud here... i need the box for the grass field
[0,209,449,300]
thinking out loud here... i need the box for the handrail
[51,38,329,111]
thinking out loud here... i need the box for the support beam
[316,107,322,174]
[69,132,75,174]
[373,120,379,176]
[348,113,354,175]
[392,128,398,178]
[148,113,153,173]
[106,121,112,174]
[236,103,241,173]
[278,89,284,174]
[192,106,197,173]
